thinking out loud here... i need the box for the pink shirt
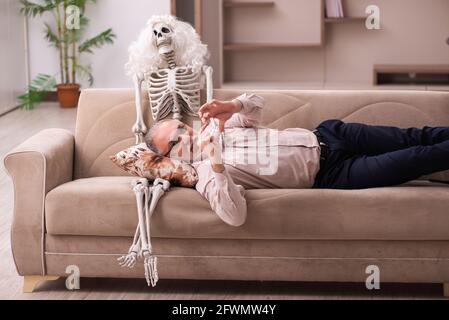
[192,93,321,227]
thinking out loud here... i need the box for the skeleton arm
[203,65,214,103]
[202,65,220,131]
[132,74,147,144]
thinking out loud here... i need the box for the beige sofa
[5,88,449,296]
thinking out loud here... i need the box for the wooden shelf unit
[223,1,275,8]
[221,80,449,91]
[374,64,449,74]
[373,64,449,86]
[220,0,324,86]
[197,0,449,89]
[224,42,321,51]
[324,17,366,23]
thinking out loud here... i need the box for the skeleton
[120,16,215,287]
[132,21,215,144]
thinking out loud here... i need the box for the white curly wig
[125,15,210,77]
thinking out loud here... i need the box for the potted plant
[18,0,116,109]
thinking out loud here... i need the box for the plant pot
[56,84,81,108]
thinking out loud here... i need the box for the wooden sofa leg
[23,276,60,293]
[444,283,449,298]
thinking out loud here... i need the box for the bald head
[145,119,194,161]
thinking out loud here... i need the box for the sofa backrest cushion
[74,89,449,182]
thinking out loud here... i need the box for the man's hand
[198,99,242,132]
[197,129,225,173]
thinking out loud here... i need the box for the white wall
[28,0,171,88]
[0,0,26,114]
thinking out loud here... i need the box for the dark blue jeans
[312,119,449,189]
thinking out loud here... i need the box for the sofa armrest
[4,129,74,276]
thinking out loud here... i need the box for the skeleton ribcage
[145,67,201,121]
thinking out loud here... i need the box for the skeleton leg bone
[135,179,150,257]
[144,185,153,254]
[120,178,170,287]
[143,184,156,287]
[142,178,170,287]
[119,178,148,268]
[145,179,171,253]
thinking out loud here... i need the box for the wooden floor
[0,103,446,300]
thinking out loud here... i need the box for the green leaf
[68,0,96,13]
[17,74,57,110]
[67,16,89,44]
[78,28,116,54]
[76,64,94,86]
[44,23,60,47]
[79,15,89,33]
[19,0,55,17]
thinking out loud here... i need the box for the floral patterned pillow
[110,143,198,188]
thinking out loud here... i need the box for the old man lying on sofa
[145,93,449,227]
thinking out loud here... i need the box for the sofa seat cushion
[45,177,449,240]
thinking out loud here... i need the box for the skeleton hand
[118,251,138,269]
[132,122,148,144]
[198,99,242,132]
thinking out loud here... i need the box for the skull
[153,22,173,54]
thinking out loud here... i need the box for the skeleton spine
[163,51,176,69]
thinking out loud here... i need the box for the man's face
[151,120,195,162]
